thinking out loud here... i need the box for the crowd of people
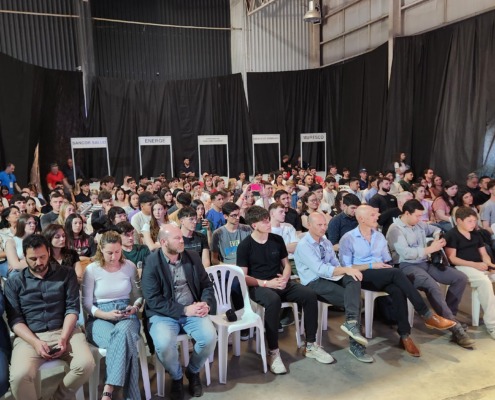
[1,151,495,399]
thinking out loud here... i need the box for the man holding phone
[4,234,94,400]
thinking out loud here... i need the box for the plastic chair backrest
[207,264,249,315]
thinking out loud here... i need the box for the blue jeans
[149,315,217,380]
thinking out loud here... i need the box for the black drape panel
[247,69,321,174]
[386,11,495,181]
[325,43,389,174]
[0,52,84,191]
[86,73,251,182]
[0,53,37,187]
[248,43,388,176]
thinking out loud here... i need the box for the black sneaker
[185,367,203,397]
[240,329,250,341]
[170,377,184,400]
[278,323,284,333]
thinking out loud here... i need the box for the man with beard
[273,189,302,232]
[369,178,398,213]
[142,224,217,400]
[4,234,94,399]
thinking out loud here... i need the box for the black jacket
[142,248,216,320]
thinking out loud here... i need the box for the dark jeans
[307,275,361,322]
[0,308,11,397]
[249,281,318,350]
[361,268,429,336]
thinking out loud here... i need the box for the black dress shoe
[185,367,203,397]
[170,377,184,400]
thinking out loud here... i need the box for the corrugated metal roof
[247,0,310,72]
[0,0,79,70]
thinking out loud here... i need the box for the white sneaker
[304,343,334,364]
[268,350,287,374]
[487,328,495,340]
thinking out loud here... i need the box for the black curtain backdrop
[3,9,495,187]
[0,52,84,192]
[386,11,495,181]
[85,74,252,182]
[248,43,389,176]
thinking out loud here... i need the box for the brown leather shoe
[399,337,421,357]
[424,313,456,330]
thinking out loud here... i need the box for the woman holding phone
[82,231,143,400]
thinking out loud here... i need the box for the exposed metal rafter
[246,0,278,16]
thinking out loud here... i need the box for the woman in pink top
[432,181,458,231]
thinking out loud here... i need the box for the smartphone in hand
[48,346,61,355]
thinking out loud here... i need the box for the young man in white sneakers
[237,206,333,374]
[294,212,372,363]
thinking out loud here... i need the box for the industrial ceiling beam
[245,0,278,16]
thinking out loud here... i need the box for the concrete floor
[3,290,495,400]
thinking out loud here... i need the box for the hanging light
[304,1,321,23]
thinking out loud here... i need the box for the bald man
[142,224,217,400]
[294,213,371,363]
[339,205,456,357]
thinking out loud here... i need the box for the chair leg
[316,301,325,346]
[155,355,166,397]
[232,330,241,356]
[137,339,152,400]
[300,310,305,336]
[179,338,189,367]
[407,300,415,328]
[204,359,211,386]
[292,303,302,348]
[364,292,374,339]
[257,323,268,373]
[472,288,481,327]
[322,304,329,331]
[89,352,101,400]
[218,328,229,384]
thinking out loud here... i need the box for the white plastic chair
[362,290,415,339]
[207,264,267,384]
[300,300,331,346]
[154,333,211,397]
[88,336,151,400]
[251,300,302,351]
[36,359,85,400]
[470,273,495,326]
[472,288,481,326]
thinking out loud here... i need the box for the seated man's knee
[150,322,176,354]
[9,360,37,387]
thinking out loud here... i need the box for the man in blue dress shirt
[339,205,456,357]
[295,212,372,363]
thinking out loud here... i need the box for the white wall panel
[322,12,344,42]
[321,0,495,67]
[402,0,445,36]
[345,0,370,30]
[321,38,344,65]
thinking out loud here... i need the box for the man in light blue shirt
[294,212,371,363]
[339,205,456,357]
